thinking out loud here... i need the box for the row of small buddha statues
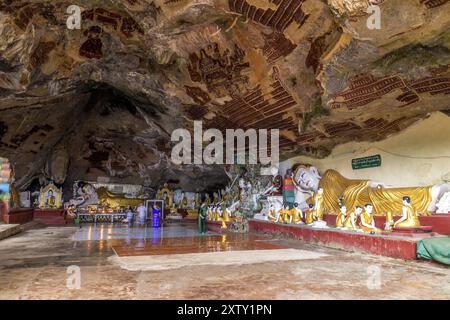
[267,187,422,234]
[258,163,450,234]
[156,183,227,210]
[205,202,242,229]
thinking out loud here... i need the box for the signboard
[352,155,382,170]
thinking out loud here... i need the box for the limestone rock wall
[0,0,449,192]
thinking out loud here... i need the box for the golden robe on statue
[318,170,433,216]
[97,187,144,209]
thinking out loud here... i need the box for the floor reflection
[73,222,287,257]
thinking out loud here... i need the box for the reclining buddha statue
[292,164,450,217]
[96,187,144,209]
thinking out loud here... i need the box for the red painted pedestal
[33,209,67,225]
[249,219,442,260]
[323,214,450,235]
[2,208,34,224]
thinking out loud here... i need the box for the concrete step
[0,224,22,241]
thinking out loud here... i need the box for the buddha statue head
[355,206,363,215]
[365,204,374,215]
[293,165,321,193]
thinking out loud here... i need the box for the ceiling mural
[0,0,449,192]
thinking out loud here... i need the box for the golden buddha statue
[281,206,291,223]
[222,206,231,223]
[213,205,220,221]
[336,205,347,228]
[268,205,278,222]
[157,184,173,208]
[304,204,315,225]
[343,206,362,231]
[179,192,188,209]
[359,204,380,233]
[310,188,325,220]
[206,205,213,220]
[293,166,449,219]
[394,196,421,228]
[290,203,304,224]
[97,187,143,209]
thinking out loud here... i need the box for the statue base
[392,226,433,234]
[249,219,440,260]
[311,220,328,229]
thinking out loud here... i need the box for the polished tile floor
[73,222,209,241]
[1,222,449,299]
[73,222,287,257]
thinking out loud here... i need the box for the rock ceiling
[0,0,449,193]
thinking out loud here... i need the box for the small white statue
[436,192,450,214]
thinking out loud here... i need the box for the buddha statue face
[355,206,363,215]
[294,166,321,192]
[365,204,373,215]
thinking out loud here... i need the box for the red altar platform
[1,207,68,225]
[1,208,34,224]
[249,219,444,260]
[33,209,67,225]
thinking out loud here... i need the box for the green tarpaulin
[417,237,450,265]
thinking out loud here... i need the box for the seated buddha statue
[268,205,278,222]
[336,204,347,228]
[394,196,421,228]
[343,206,363,231]
[222,205,231,223]
[282,206,291,223]
[359,204,380,233]
[46,190,56,208]
[304,204,315,225]
[206,205,213,220]
[290,203,304,224]
[179,192,188,209]
[311,188,325,221]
